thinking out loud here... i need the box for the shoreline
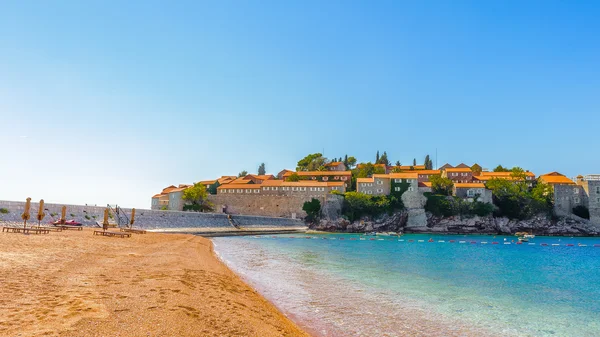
[0,228,310,336]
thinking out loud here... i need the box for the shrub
[471,201,494,216]
[572,205,590,219]
[84,215,91,220]
[70,213,75,217]
[50,212,57,217]
[342,192,391,222]
[160,206,168,211]
[424,194,455,217]
[302,198,321,223]
[0,208,8,214]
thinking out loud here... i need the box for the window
[273,187,278,191]
[367,191,373,195]
[334,176,339,180]
[320,187,325,191]
[377,189,383,193]
[253,189,259,193]
[394,187,401,192]
[228,189,233,193]
[596,187,600,194]
[341,176,348,181]
[574,197,580,204]
[395,179,401,183]
[574,188,579,194]
[245,189,251,193]
[322,177,329,181]
[332,187,338,190]
[597,198,600,203]
[377,180,383,185]
[452,173,458,177]
[292,187,297,191]
[408,187,414,192]
[467,189,475,197]
[264,187,270,191]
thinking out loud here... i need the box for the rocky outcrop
[312,211,600,236]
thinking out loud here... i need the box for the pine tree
[378,151,390,166]
[376,151,380,163]
[343,154,349,167]
[258,163,266,175]
[424,155,432,170]
[395,160,401,166]
[413,158,417,166]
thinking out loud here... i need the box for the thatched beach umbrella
[37,199,46,226]
[130,208,136,227]
[22,197,31,228]
[61,206,67,224]
[103,208,109,231]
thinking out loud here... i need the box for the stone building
[356,173,419,196]
[283,170,352,188]
[576,175,600,224]
[168,185,191,211]
[151,185,177,210]
[324,161,347,171]
[413,170,441,182]
[547,173,600,225]
[442,167,473,183]
[453,183,493,204]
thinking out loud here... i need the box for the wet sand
[0,227,309,336]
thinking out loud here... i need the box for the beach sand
[0,228,309,336]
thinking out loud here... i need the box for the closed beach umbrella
[103,208,109,231]
[130,208,136,227]
[22,197,31,228]
[37,199,46,225]
[61,206,67,224]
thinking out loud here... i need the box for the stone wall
[208,194,323,218]
[0,200,304,230]
[554,185,587,216]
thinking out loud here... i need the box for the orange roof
[161,185,178,194]
[169,186,189,193]
[444,167,472,173]
[414,170,441,175]
[357,177,374,183]
[325,161,344,167]
[199,180,217,185]
[419,182,433,187]
[481,171,535,177]
[261,180,344,187]
[152,194,164,198]
[230,178,252,184]
[217,184,262,190]
[539,174,575,185]
[454,183,486,188]
[357,163,387,169]
[379,173,419,179]
[283,171,352,177]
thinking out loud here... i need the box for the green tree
[510,167,526,180]
[391,166,402,173]
[376,151,380,163]
[430,175,454,196]
[302,198,321,223]
[377,151,390,166]
[424,155,433,170]
[238,170,248,177]
[258,163,266,175]
[287,173,301,182]
[395,160,401,166]
[413,158,417,166]
[297,153,328,171]
[493,165,510,172]
[182,183,213,212]
[471,163,482,175]
[346,156,357,168]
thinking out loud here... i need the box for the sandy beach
[0,227,309,337]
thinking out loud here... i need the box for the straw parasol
[103,208,109,231]
[37,199,46,226]
[130,208,136,228]
[22,197,31,228]
[61,206,67,224]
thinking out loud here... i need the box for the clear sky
[1,1,599,209]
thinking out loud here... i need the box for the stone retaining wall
[0,200,305,230]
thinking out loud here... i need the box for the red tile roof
[283,171,352,177]
[454,183,486,188]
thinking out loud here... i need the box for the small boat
[518,237,529,242]
[377,232,400,237]
[363,232,377,236]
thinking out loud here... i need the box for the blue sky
[1,0,599,208]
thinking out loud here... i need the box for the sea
[213,234,600,337]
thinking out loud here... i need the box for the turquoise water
[213,234,600,337]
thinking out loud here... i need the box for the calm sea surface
[213,234,600,337]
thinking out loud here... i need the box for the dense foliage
[238,170,248,177]
[342,192,391,222]
[182,183,213,212]
[430,175,454,196]
[297,153,328,171]
[485,176,553,219]
[302,198,321,222]
[0,208,8,214]
[258,163,266,175]
[424,193,494,217]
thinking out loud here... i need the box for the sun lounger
[57,225,83,231]
[120,228,147,234]
[31,226,63,232]
[93,230,131,238]
[2,227,50,234]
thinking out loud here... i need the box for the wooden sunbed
[2,227,50,234]
[31,226,63,232]
[56,225,84,231]
[120,228,147,234]
[93,230,131,238]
